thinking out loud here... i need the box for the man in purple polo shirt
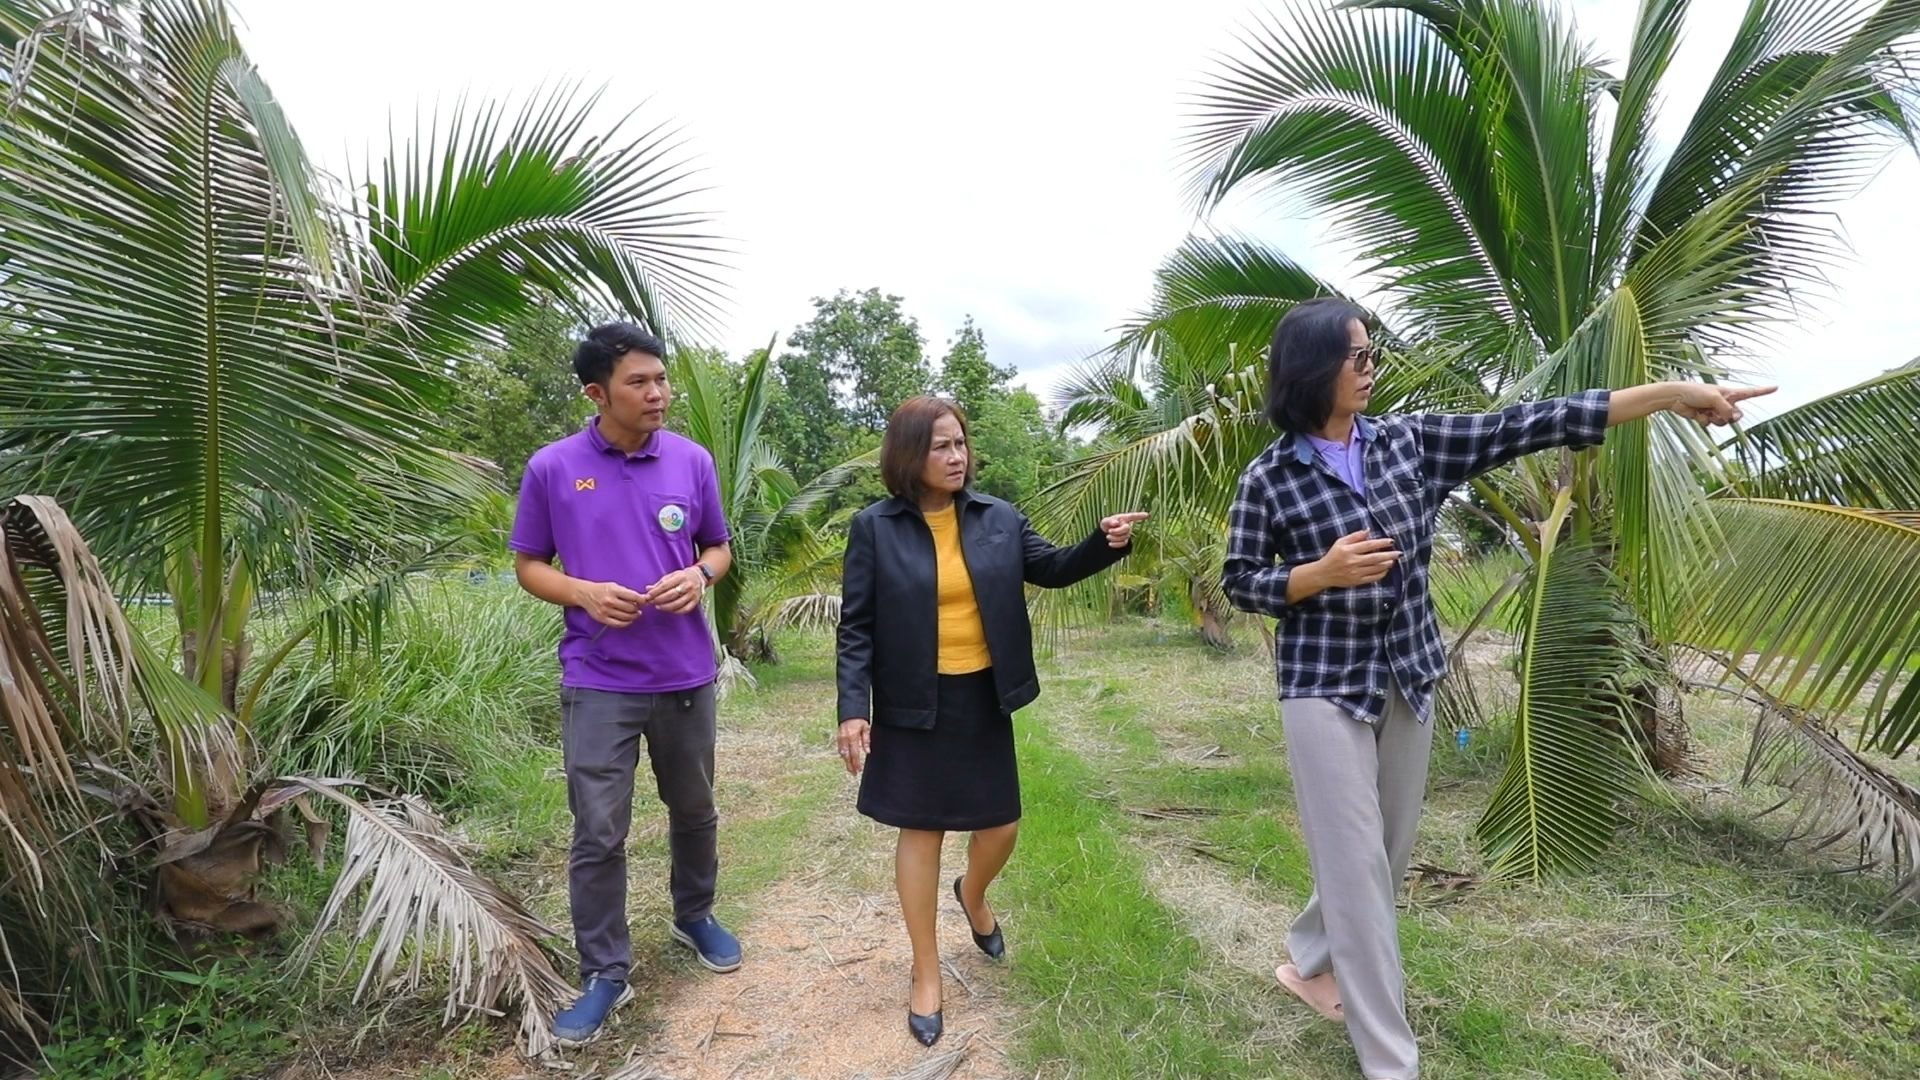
[510,322,741,1045]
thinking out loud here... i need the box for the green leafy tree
[446,303,597,487]
[765,344,845,482]
[971,388,1060,505]
[769,289,930,482]
[671,341,872,661]
[932,318,1063,504]
[936,317,1014,419]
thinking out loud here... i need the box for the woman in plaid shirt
[1222,298,1770,1080]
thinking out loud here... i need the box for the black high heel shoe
[907,975,943,1047]
[953,877,1006,960]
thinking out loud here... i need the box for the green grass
[1010,621,1920,1079]
[248,579,562,807]
[997,720,1281,1077]
[1431,548,1526,628]
[72,594,1919,1079]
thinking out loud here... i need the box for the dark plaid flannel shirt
[1222,391,1611,725]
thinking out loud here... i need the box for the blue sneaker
[670,915,743,973]
[552,977,632,1045]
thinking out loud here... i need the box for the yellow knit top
[924,505,992,674]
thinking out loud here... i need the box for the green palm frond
[1350,0,1609,346]
[1592,0,1690,285]
[0,0,470,583]
[1550,286,1727,630]
[669,336,870,652]
[366,87,726,346]
[1723,359,1920,507]
[1478,491,1647,878]
[1637,0,1920,316]
[1186,0,1524,342]
[1051,352,1160,433]
[769,446,879,532]
[1109,234,1362,365]
[1029,372,1272,539]
[1685,500,1920,755]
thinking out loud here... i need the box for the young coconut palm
[1035,0,1920,886]
[0,0,720,1053]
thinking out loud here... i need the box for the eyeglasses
[1347,346,1383,375]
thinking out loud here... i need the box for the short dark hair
[1265,297,1369,433]
[880,396,976,502]
[573,321,666,386]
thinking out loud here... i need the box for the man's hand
[645,566,708,615]
[577,580,645,628]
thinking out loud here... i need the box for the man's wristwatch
[696,562,715,587]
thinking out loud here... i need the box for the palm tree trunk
[1631,649,1696,778]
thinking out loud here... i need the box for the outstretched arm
[1418,382,1775,491]
[1606,381,1775,427]
[1019,511,1145,588]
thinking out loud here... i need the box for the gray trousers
[560,683,719,981]
[1283,690,1432,1080]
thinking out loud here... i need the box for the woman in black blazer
[835,396,1146,1047]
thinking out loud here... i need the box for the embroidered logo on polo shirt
[657,503,687,532]
[574,478,596,491]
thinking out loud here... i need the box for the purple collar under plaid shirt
[1222,391,1611,725]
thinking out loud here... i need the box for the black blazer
[836,489,1130,729]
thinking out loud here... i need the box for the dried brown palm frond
[2,493,151,1030]
[287,780,575,1056]
[2,495,126,793]
[882,1031,975,1080]
[759,592,842,634]
[1742,700,1920,923]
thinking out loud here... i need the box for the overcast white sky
[236,0,1919,418]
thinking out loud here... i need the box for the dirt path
[636,818,1021,1079]
[289,662,1022,1080]
[559,718,1022,1079]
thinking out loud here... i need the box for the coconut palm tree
[671,342,874,665]
[1035,0,1920,885]
[0,0,720,1052]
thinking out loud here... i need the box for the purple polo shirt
[510,420,730,694]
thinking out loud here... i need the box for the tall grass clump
[250,578,560,807]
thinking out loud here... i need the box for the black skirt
[857,669,1020,831]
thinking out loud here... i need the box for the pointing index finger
[1725,385,1777,403]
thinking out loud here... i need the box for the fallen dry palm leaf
[1125,805,1225,820]
[602,1055,674,1080]
[1742,704,1920,923]
[287,780,576,1057]
[1404,861,1480,903]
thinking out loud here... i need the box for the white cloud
[235,0,1918,417]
